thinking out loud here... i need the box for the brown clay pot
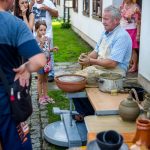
[132,118,150,149]
[55,74,87,92]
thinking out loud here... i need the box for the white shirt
[32,0,57,38]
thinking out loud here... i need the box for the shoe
[44,96,55,104]
[48,76,54,82]
[39,97,48,105]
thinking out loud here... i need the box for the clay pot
[119,89,140,121]
[141,94,150,112]
[96,130,123,150]
[132,118,150,149]
[54,74,87,92]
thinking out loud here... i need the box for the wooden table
[84,115,136,143]
[84,88,136,147]
[86,88,128,115]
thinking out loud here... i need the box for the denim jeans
[73,98,95,116]
[48,38,55,77]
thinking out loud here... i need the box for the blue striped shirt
[94,25,132,72]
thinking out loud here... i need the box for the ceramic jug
[130,118,150,149]
[141,93,150,112]
[119,88,140,121]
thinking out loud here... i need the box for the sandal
[39,97,48,105]
[44,96,55,104]
[72,114,84,122]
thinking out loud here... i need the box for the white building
[55,0,150,93]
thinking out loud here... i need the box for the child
[35,20,58,105]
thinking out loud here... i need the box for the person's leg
[128,49,138,72]
[0,114,32,150]
[43,73,48,97]
[37,74,43,99]
[48,38,55,82]
[73,98,95,116]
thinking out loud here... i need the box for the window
[92,0,102,20]
[83,0,90,16]
[56,0,60,5]
[73,0,78,12]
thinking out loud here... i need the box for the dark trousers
[0,114,32,150]
[73,98,95,116]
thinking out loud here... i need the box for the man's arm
[79,50,118,68]
[40,5,58,17]
[13,53,47,86]
[89,58,118,68]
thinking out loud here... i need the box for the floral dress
[120,3,141,48]
[37,36,51,74]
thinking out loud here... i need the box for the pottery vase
[141,94,150,112]
[132,118,150,149]
[119,89,140,121]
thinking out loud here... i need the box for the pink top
[120,3,141,30]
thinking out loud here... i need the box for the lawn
[46,22,92,150]
[52,21,92,62]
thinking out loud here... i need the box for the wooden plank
[84,115,136,143]
[86,88,128,114]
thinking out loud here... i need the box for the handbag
[0,67,33,123]
[44,59,51,73]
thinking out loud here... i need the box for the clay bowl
[55,74,87,92]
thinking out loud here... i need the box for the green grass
[47,90,69,150]
[53,22,93,62]
[46,21,92,150]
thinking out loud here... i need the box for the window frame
[83,0,90,17]
[73,0,78,12]
[92,0,102,21]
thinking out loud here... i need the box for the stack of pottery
[119,88,140,121]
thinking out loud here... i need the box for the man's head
[0,0,14,11]
[102,6,121,32]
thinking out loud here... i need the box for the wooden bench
[86,88,128,115]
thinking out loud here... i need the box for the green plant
[61,22,71,29]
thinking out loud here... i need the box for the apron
[76,36,126,85]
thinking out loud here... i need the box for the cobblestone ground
[29,62,138,150]
[29,62,81,150]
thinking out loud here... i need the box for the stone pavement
[29,62,81,150]
[29,62,138,150]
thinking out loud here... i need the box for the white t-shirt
[32,0,57,38]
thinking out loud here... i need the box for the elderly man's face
[102,11,119,32]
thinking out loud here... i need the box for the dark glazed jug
[119,88,140,121]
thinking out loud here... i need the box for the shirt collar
[104,25,121,36]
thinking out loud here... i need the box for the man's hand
[78,54,90,65]
[13,63,30,87]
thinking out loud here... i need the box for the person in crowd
[73,5,132,122]
[35,20,58,105]
[14,0,34,31]
[120,0,141,72]
[32,0,58,82]
[0,0,46,149]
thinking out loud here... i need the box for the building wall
[70,0,113,48]
[138,0,150,92]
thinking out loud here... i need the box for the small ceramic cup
[96,130,123,150]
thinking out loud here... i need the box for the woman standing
[120,0,141,72]
[14,0,34,31]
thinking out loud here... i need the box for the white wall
[138,0,150,81]
[70,0,114,47]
